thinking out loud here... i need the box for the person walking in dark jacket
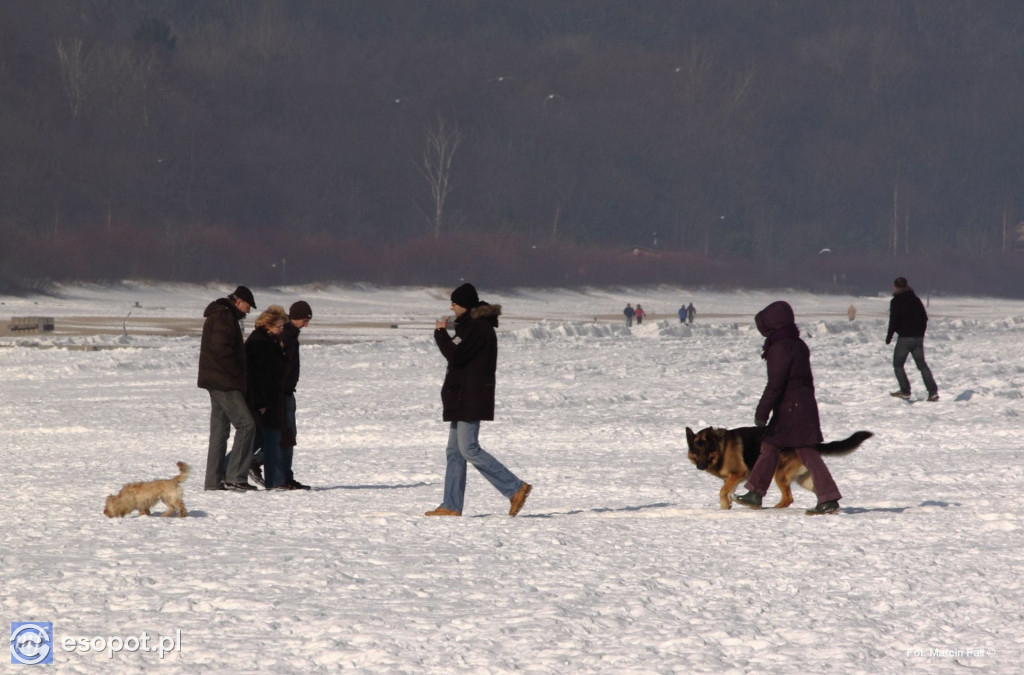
[734,301,843,515]
[886,277,938,401]
[198,285,258,491]
[623,303,635,327]
[249,301,313,490]
[425,283,532,517]
[245,305,289,490]
[280,301,313,489]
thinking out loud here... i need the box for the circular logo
[11,623,53,665]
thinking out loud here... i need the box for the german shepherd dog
[685,426,873,509]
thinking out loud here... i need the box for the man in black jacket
[425,283,532,517]
[886,277,939,401]
[280,300,313,490]
[198,285,259,490]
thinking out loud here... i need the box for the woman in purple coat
[734,301,842,515]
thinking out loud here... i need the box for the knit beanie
[450,283,480,309]
[288,300,313,320]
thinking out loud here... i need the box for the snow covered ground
[2,282,1022,673]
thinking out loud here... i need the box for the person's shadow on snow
[841,500,962,515]
[312,482,432,491]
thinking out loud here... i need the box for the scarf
[761,323,800,360]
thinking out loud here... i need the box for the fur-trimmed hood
[470,303,501,320]
[457,302,501,328]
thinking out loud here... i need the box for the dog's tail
[173,461,190,483]
[817,431,873,456]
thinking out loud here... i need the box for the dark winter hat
[232,285,257,309]
[893,277,908,289]
[450,283,480,309]
[288,300,313,321]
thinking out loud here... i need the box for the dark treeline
[2,1,1023,295]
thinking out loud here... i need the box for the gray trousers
[205,389,256,488]
[893,336,938,396]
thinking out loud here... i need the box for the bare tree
[56,37,90,119]
[419,117,462,238]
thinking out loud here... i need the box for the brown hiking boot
[424,507,461,517]
[509,482,532,517]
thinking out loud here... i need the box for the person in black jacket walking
[886,277,939,401]
[245,305,289,490]
[198,285,258,491]
[280,301,313,490]
[425,283,532,517]
[249,301,313,490]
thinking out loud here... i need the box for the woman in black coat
[734,301,842,515]
[425,283,531,517]
[245,305,289,490]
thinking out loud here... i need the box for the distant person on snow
[886,277,939,402]
[847,304,856,321]
[426,283,532,517]
[686,303,696,324]
[734,301,843,515]
[198,285,258,491]
[678,305,686,323]
[623,303,635,327]
[634,304,646,325]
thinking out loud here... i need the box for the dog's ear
[713,428,727,439]
[685,426,695,448]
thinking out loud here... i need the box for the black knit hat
[288,300,312,320]
[450,283,480,309]
[232,285,256,309]
[894,277,908,289]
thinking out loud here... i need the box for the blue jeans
[440,421,523,513]
[205,389,256,488]
[281,393,297,482]
[893,336,937,396]
[255,428,286,489]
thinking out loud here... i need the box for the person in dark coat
[886,277,938,401]
[734,300,842,515]
[249,301,313,490]
[245,305,289,490]
[623,303,635,327]
[198,285,258,491]
[686,303,696,324]
[279,301,312,489]
[425,283,532,517]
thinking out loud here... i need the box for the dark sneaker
[225,482,257,492]
[509,482,532,517]
[927,393,940,402]
[806,500,840,515]
[425,507,462,516]
[890,391,911,399]
[204,483,227,491]
[733,491,762,509]
[288,479,311,491]
[249,465,265,488]
[270,484,296,491]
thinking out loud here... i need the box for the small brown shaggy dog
[104,462,189,518]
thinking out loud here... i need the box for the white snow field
[2,283,1022,673]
